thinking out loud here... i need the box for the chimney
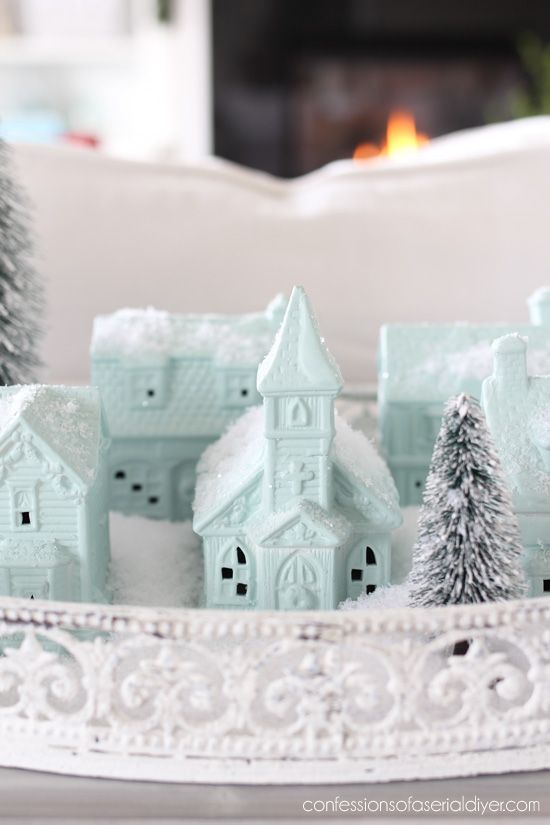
[528,287,550,326]
[491,334,528,393]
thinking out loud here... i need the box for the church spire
[258,286,342,514]
[257,286,343,397]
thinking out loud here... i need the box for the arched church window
[219,544,251,603]
[289,398,310,427]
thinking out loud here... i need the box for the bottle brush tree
[0,137,43,384]
[408,393,527,607]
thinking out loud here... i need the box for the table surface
[1,766,548,823]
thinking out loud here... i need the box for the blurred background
[1,0,550,176]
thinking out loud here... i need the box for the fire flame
[353,110,429,161]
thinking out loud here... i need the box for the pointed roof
[0,385,104,485]
[257,286,343,395]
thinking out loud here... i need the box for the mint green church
[193,287,401,610]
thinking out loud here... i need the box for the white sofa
[13,116,550,385]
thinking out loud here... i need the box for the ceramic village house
[0,385,110,602]
[378,287,550,506]
[90,297,286,521]
[482,333,550,598]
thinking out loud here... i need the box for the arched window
[289,398,310,427]
[218,544,251,603]
[11,487,37,530]
[347,542,380,600]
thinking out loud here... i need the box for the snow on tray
[340,582,410,611]
[109,513,203,607]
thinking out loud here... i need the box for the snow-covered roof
[380,322,550,402]
[257,286,343,394]
[91,295,286,365]
[193,405,400,529]
[0,385,104,484]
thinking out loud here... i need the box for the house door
[276,553,321,610]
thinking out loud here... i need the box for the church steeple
[257,286,343,514]
[257,286,343,396]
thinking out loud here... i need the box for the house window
[218,544,251,603]
[10,488,37,531]
[366,584,377,595]
[543,579,550,593]
[222,371,258,407]
[110,462,167,518]
[128,369,167,409]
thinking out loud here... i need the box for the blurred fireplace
[212,0,550,177]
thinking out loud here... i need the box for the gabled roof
[249,499,352,547]
[0,385,104,485]
[193,405,401,532]
[257,286,343,395]
[379,322,550,403]
[91,295,286,366]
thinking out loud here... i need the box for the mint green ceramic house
[0,385,110,603]
[379,288,550,506]
[90,297,286,522]
[482,334,550,598]
[193,287,401,610]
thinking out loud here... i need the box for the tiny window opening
[20,511,31,526]
[236,546,246,565]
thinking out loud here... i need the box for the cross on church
[285,461,314,494]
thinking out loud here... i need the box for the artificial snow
[339,582,410,611]
[381,323,550,402]
[109,513,203,607]
[333,413,399,511]
[0,384,101,482]
[91,305,277,366]
[193,404,400,526]
[193,405,265,524]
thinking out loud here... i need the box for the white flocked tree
[0,137,42,385]
[408,393,527,607]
